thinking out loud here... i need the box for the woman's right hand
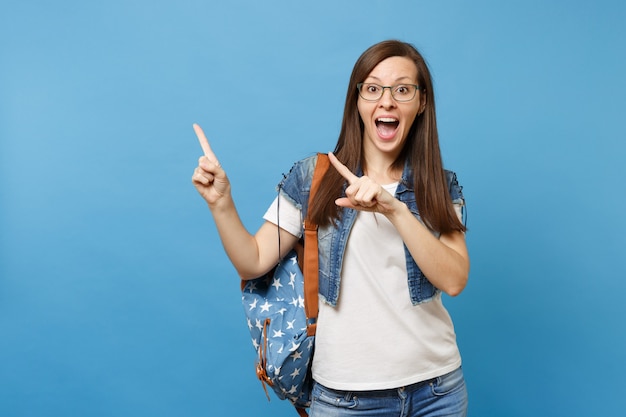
[190,122,300,278]
[191,123,231,208]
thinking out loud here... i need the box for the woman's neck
[362,153,402,184]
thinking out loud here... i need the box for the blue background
[1,1,625,416]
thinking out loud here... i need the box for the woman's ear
[418,92,427,114]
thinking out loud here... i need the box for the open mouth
[375,117,399,138]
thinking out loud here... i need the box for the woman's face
[357,56,424,161]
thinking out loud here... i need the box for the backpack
[241,154,329,416]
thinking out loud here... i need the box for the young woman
[192,40,469,417]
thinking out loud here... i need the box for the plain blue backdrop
[1,1,625,416]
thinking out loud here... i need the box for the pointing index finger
[193,123,218,162]
[328,152,359,184]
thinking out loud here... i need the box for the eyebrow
[366,75,415,83]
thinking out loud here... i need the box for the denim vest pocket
[316,223,333,304]
[406,262,438,305]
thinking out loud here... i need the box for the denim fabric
[308,367,468,417]
[277,155,464,307]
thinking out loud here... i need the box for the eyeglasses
[356,83,421,102]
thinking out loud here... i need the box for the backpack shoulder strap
[303,153,329,337]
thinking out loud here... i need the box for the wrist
[207,192,234,213]
[384,199,410,223]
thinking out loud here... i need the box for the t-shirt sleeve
[453,203,464,224]
[263,194,303,238]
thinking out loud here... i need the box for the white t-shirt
[263,184,462,390]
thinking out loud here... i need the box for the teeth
[377,117,398,123]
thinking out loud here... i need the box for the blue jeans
[308,367,468,417]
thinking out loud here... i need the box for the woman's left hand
[329,153,469,296]
[328,152,400,215]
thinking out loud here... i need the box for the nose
[379,87,396,107]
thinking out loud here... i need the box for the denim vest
[277,154,464,307]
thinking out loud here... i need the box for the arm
[191,124,299,279]
[328,152,470,296]
[385,205,469,296]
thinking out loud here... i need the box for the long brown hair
[309,40,466,234]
